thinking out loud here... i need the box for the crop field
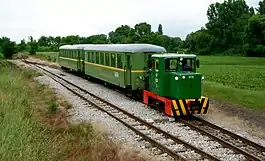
[198,56,265,110]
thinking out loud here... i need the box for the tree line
[185,0,265,57]
[0,0,264,58]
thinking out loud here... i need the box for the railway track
[22,60,265,161]
[25,61,219,161]
[180,116,265,161]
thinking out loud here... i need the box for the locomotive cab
[144,53,208,117]
[149,53,202,100]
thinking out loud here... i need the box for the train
[58,44,209,118]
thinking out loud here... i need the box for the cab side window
[165,58,178,72]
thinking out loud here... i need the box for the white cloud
[0,0,260,42]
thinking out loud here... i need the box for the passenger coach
[58,44,166,94]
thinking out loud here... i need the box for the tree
[17,39,27,52]
[185,29,214,55]
[134,22,152,41]
[158,24,163,35]
[38,36,49,46]
[108,25,135,43]
[0,37,17,58]
[28,36,38,55]
[246,14,265,56]
[257,0,265,14]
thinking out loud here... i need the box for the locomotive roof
[152,53,196,58]
[59,44,166,53]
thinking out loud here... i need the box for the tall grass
[0,61,59,161]
[0,61,147,161]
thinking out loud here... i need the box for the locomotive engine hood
[168,72,202,100]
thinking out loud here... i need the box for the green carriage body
[58,44,166,91]
[58,44,86,72]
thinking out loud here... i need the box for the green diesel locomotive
[58,44,209,118]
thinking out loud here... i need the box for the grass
[35,52,58,62]
[198,55,265,110]
[0,60,147,161]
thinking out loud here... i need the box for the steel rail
[25,61,220,161]
[180,116,265,161]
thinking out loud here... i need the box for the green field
[198,56,265,110]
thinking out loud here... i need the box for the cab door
[150,58,160,94]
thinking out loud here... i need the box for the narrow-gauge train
[58,44,209,118]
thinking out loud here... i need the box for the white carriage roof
[152,53,197,58]
[59,44,166,53]
[59,44,92,50]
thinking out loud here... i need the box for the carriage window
[165,58,178,72]
[96,52,99,64]
[105,53,110,66]
[87,52,89,62]
[89,52,92,62]
[111,53,116,67]
[117,54,122,68]
[100,52,104,65]
[91,52,94,63]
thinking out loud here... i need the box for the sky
[0,0,260,43]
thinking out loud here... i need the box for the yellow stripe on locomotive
[171,97,209,117]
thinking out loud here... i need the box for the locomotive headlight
[175,76,179,80]
[182,76,185,79]
[202,76,204,80]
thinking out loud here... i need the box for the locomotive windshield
[181,58,195,72]
[165,57,195,72]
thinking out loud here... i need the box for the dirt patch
[199,99,265,142]
[25,57,61,69]
[9,54,60,69]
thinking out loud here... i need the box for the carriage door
[124,54,132,88]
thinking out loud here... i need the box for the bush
[1,38,17,59]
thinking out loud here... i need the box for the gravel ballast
[33,70,173,161]
[16,60,265,161]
